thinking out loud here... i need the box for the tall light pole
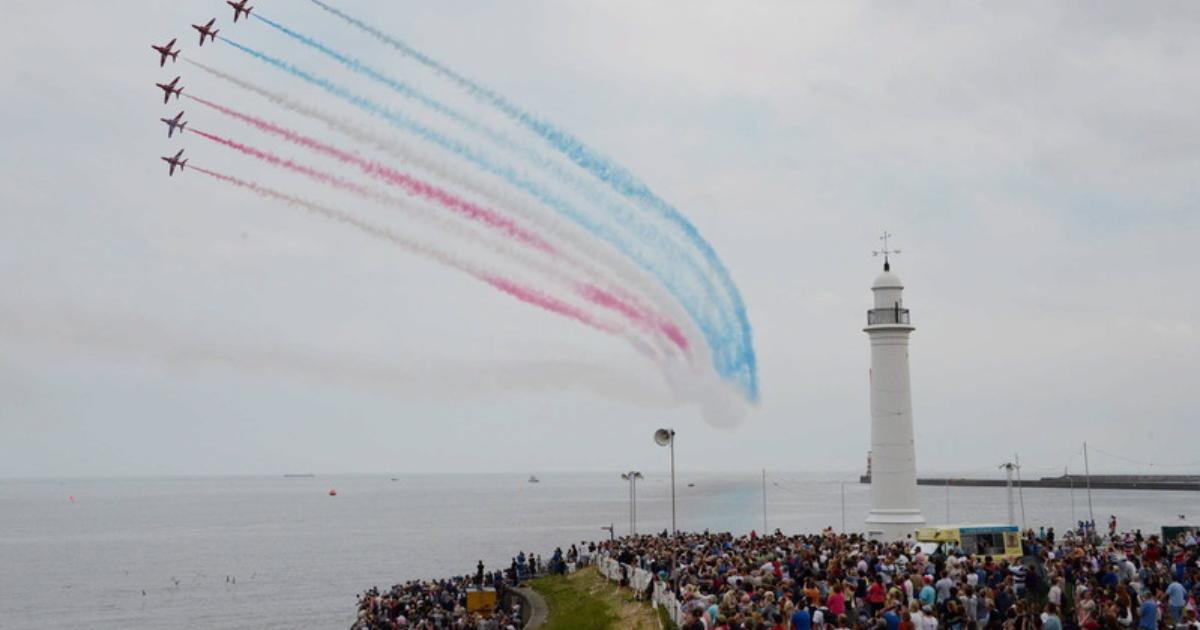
[1067,466,1077,524]
[620,471,643,535]
[1014,454,1027,530]
[761,469,768,534]
[841,482,847,533]
[1001,462,1016,525]
[654,428,676,534]
[1083,441,1095,527]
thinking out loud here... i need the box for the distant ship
[283,473,315,478]
[528,475,540,483]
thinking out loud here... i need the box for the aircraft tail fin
[213,30,220,40]
[170,50,179,61]
[180,122,188,133]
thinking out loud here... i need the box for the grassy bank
[528,566,659,630]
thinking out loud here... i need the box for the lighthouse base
[865,509,926,541]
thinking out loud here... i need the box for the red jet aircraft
[162,149,188,177]
[151,38,180,67]
[192,18,219,46]
[155,76,184,104]
[161,111,188,138]
[227,0,253,23]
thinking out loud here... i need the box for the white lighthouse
[864,233,925,540]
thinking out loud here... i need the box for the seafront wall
[507,587,548,630]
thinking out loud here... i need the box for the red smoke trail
[186,126,555,254]
[180,66,696,357]
[580,285,689,352]
[188,126,689,353]
[188,165,620,335]
[185,94,553,254]
[483,276,618,336]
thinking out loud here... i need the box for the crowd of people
[350,546,588,629]
[350,522,1199,630]
[599,524,1200,630]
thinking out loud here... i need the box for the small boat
[528,475,540,483]
[390,477,398,482]
[687,483,695,488]
[328,489,337,496]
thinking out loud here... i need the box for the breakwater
[858,473,1200,491]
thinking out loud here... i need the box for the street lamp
[654,428,676,534]
[620,471,643,535]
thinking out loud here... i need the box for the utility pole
[620,471,642,535]
[761,469,768,534]
[1001,462,1016,525]
[1067,466,1076,524]
[1083,441,1095,526]
[945,477,951,522]
[1015,454,1027,530]
[669,437,675,534]
[655,429,676,534]
[841,482,847,533]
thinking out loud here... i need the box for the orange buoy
[328,489,337,496]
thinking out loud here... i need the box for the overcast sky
[2,1,1197,479]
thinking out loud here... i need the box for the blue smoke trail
[304,0,757,400]
[220,37,753,400]
[250,12,742,390]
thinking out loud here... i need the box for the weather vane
[873,231,900,270]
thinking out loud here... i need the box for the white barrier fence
[596,556,685,626]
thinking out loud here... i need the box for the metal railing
[867,306,911,325]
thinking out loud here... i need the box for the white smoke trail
[186,164,683,368]
[183,59,705,368]
[0,306,686,409]
[190,130,680,361]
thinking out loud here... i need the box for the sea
[0,472,1193,629]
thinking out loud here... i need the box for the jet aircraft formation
[152,2,253,177]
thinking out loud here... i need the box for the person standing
[936,572,955,605]
[919,577,937,609]
[829,583,847,619]
[792,604,812,630]
[1167,579,1186,625]
[1049,578,1064,610]
[869,576,888,616]
[683,609,706,630]
[920,607,939,630]
[1043,604,1064,630]
[1137,592,1158,630]
[883,605,900,630]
